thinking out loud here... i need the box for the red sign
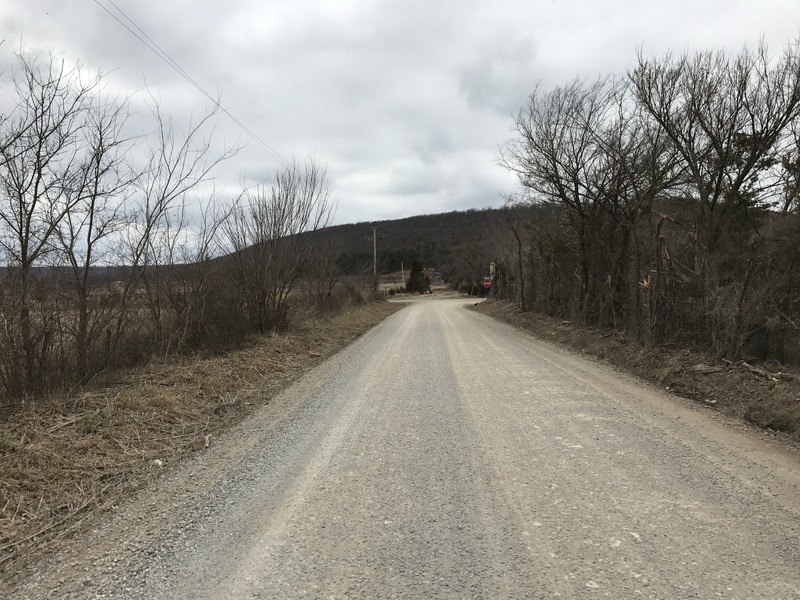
[482,277,492,289]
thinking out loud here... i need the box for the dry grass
[475,300,800,442]
[0,301,402,571]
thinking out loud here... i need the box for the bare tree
[779,119,800,214]
[631,40,800,247]
[54,90,134,380]
[497,197,530,311]
[301,237,342,311]
[496,37,800,363]
[225,158,335,331]
[160,194,234,350]
[632,39,800,351]
[587,82,683,332]
[111,96,236,360]
[501,77,631,321]
[0,51,99,395]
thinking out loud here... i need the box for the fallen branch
[740,361,770,378]
[691,364,726,374]
[689,360,797,382]
[739,361,799,382]
[774,371,800,382]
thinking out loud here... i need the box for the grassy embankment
[0,300,403,573]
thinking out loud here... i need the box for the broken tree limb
[690,364,726,374]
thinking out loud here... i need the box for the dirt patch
[474,300,800,444]
[0,301,402,575]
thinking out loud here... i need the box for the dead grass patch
[0,301,402,572]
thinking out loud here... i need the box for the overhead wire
[91,0,365,224]
[91,0,288,167]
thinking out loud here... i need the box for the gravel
[9,298,800,599]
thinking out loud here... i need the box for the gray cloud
[459,33,537,115]
[1,0,798,224]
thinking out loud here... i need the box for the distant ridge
[1,207,506,287]
[311,207,504,281]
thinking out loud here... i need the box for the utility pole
[372,227,378,291]
[401,261,405,286]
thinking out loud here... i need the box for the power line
[91,1,365,225]
[91,0,288,167]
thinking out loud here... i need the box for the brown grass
[474,300,800,443]
[0,301,402,572]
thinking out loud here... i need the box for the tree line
[496,39,800,365]
[0,51,343,404]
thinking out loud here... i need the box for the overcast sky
[2,1,799,225]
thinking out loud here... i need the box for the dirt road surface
[10,298,800,599]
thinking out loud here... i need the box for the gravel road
[12,298,800,599]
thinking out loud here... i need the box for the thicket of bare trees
[224,159,335,332]
[499,39,800,365]
[0,51,340,405]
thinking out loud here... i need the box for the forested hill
[312,208,503,282]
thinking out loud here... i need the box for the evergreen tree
[406,261,431,293]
